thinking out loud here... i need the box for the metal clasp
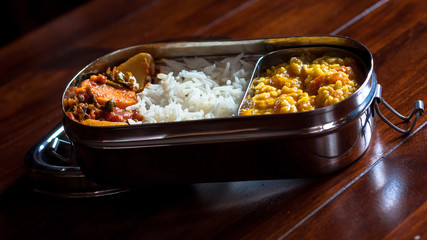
[373,84,424,134]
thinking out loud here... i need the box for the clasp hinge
[373,84,424,134]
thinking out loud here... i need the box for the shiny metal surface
[25,123,129,197]
[61,36,378,186]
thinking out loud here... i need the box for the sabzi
[64,52,155,126]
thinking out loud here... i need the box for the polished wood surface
[1,0,426,239]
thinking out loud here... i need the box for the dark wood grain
[283,123,427,240]
[200,0,380,37]
[0,0,426,239]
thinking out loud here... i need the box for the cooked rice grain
[127,54,254,123]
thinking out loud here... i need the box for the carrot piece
[80,79,138,108]
[80,119,128,126]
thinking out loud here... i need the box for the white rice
[127,54,254,124]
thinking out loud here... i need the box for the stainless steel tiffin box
[26,36,424,196]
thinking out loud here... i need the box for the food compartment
[238,47,368,116]
[63,52,258,126]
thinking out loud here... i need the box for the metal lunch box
[25,36,424,197]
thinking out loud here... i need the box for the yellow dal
[240,55,361,115]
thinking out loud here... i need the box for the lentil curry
[239,55,361,115]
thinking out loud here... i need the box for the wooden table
[1,0,426,239]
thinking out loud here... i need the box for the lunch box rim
[61,35,378,147]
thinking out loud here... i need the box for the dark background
[2,0,89,47]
